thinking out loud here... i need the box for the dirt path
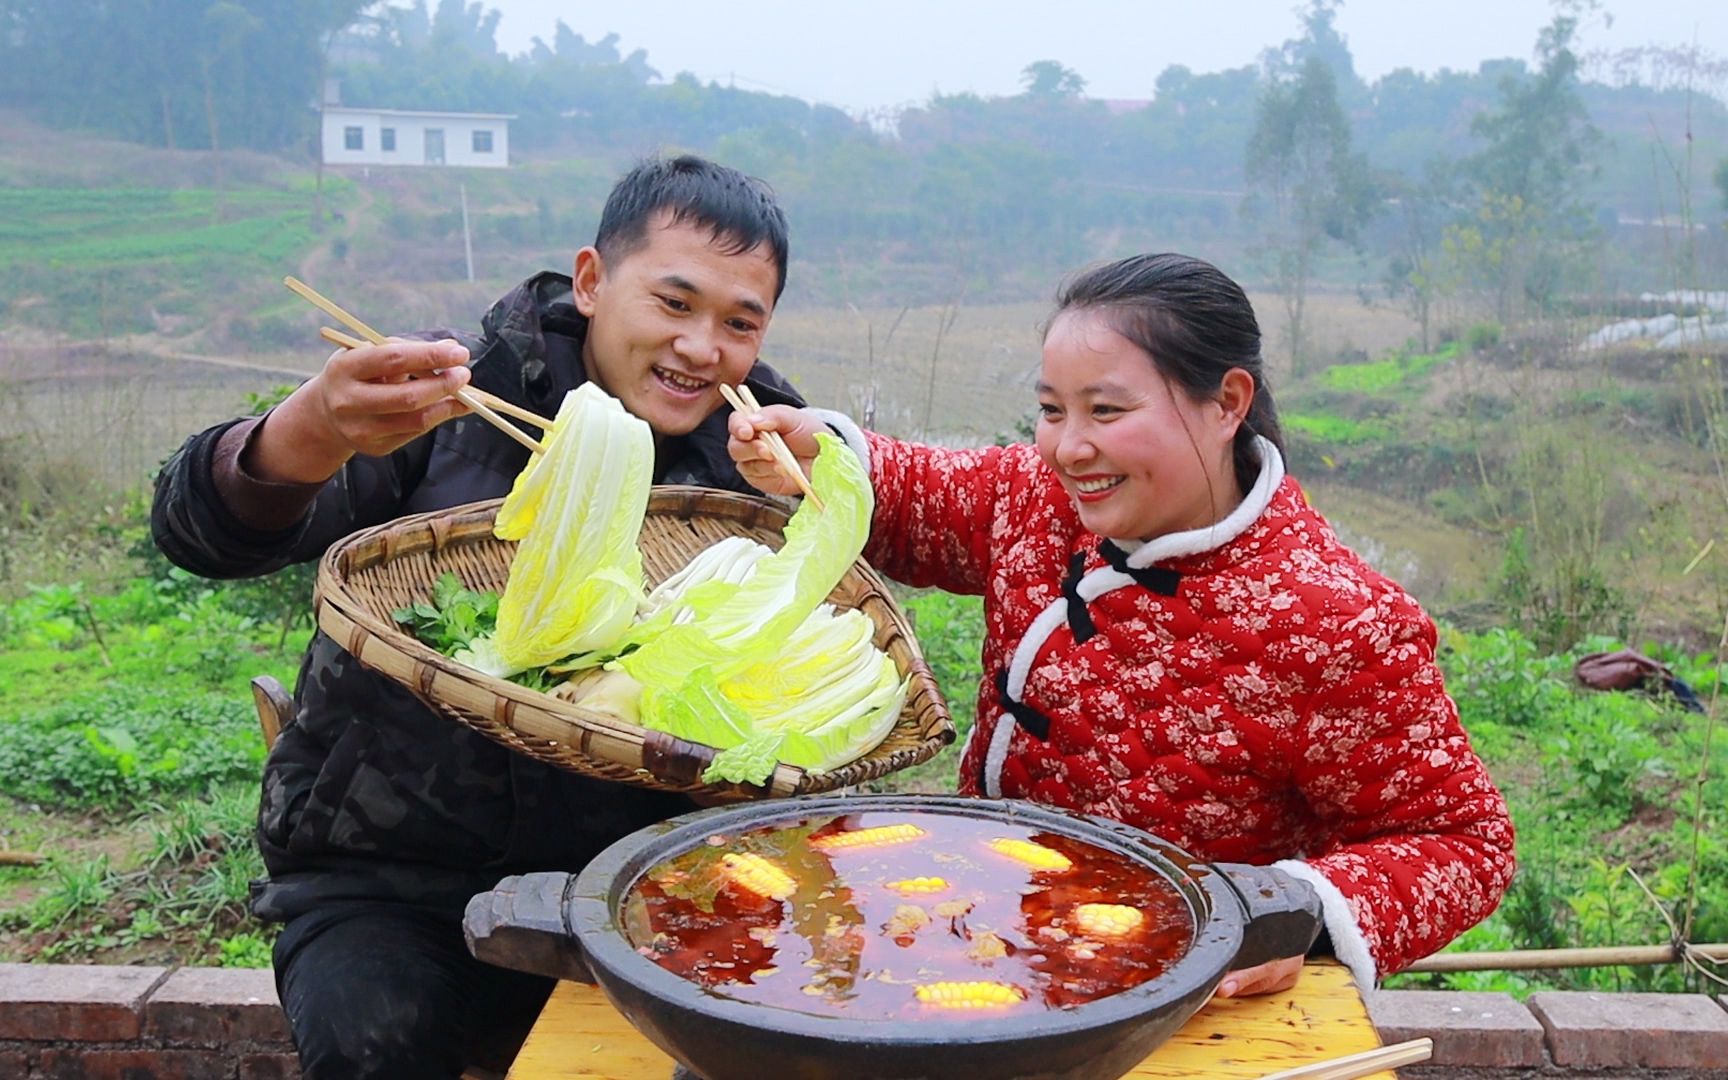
[107,335,313,380]
[295,180,376,286]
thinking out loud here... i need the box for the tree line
[2,0,1725,344]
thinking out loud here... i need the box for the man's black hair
[595,155,790,302]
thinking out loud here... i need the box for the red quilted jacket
[861,432,1514,982]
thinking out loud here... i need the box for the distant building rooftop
[322,105,517,121]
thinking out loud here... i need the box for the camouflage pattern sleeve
[151,416,435,580]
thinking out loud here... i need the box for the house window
[381,127,396,152]
[472,129,494,154]
[343,126,363,151]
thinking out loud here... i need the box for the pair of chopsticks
[286,276,550,455]
[287,276,820,505]
[316,326,550,433]
[716,382,824,510]
[1254,1037,1433,1080]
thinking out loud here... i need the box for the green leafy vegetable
[391,572,498,655]
[395,418,907,787]
[620,433,873,687]
[493,383,653,670]
[622,440,907,785]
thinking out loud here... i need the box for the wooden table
[507,960,1399,1079]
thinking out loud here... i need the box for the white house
[320,106,515,169]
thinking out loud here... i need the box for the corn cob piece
[719,852,796,901]
[886,876,949,894]
[1073,903,1144,937]
[986,837,1072,872]
[914,981,1025,1009]
[810,823,927,852]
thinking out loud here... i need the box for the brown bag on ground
[1573,648,1705,713]
[1574,648,1670,692]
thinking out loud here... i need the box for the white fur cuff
[810,408,870,475]
[1271,858,1379,991]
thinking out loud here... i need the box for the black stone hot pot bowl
[464,794,1324,1080]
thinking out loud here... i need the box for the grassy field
[0,572,305,968]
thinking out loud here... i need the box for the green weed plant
[866,588,984,793]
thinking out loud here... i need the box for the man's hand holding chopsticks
[243,339,473,485]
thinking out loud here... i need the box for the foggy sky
[481,0,1724,112]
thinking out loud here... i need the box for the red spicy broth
[619,811,1194,1019]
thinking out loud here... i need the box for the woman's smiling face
[1033,308,1246,543]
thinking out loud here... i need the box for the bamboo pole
[1407,943,1728,973]
[0,851,44,867]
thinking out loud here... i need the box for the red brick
[0,964,168,1041]
[35,1047,229,1079]
[1528,990,1728,1068]
[1365,989,1545,1067]
[0,1049,30,1076]
[146,967,291,1047]
[241,1051,303,1079]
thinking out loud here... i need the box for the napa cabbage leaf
[492,383,652,671]
[619,432,872,688]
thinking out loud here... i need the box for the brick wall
[1,964,1725,1078]
[1370,987,1728,1078]
[0,964,298,1079]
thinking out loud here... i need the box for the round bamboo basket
[313,487,955,800]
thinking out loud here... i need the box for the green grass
[1282,412,1393,445]
[0,552,308,966]
[1319,341,1462,394]
[0,188,315,270]
[1387,628,1728,996]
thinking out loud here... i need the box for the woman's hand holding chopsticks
[724,399,828,501]
[243,338,474,485]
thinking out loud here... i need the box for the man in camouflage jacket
[151,156,802,1079]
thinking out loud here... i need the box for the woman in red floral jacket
[729,253,1514,998]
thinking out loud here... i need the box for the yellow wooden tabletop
[507,959,1399,1079]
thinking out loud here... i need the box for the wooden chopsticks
[1253,1037,1433,1080]
[288,278,817,507]
[717,381,825,510]
[286,276,548,455]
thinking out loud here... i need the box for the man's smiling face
[572,211,778,437]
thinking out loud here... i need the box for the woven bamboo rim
[313,487,955,799]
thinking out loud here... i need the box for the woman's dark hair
[1052,252,1284,494]
[595,154,791,301]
